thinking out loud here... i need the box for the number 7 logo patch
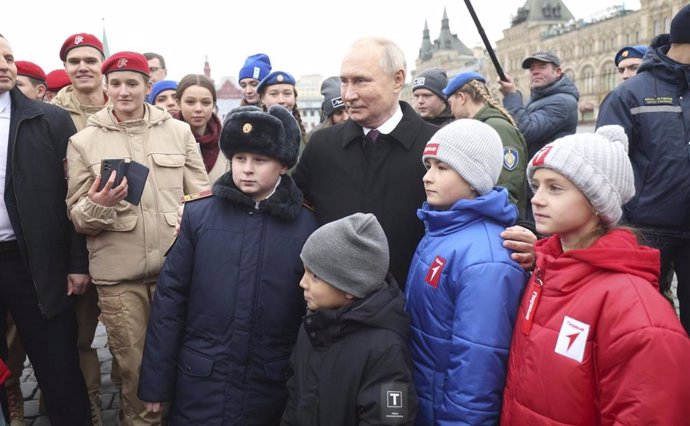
[425,256,446,288]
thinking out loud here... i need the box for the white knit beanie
[421,119,503,195]
[526,125,635,226]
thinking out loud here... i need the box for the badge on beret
[622,50,629,58]
[413,77,425,87]
[503,147,519,171]
[277,74,284,82]
[74,35,84,45]
[243,123,253,133]
[117,58,128,68]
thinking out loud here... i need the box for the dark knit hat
[16,61,46,82]
[102,52,150,77]
[413,68,448,101]
[147,80,177,104]
[443,71,486,98]
[300,213,389,299]
[614,45,647,66]
[320,76,344,119]
[59,33,104,61]
[45,69,70,92]
[670,4,690,44]
[256,71,296,94]
[238,53,272,81]
[220,105,301,168]
[522,51,561,68]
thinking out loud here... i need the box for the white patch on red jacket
[554,315,589,362]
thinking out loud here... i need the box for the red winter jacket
[501,229,690,425]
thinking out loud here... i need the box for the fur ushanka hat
[220,105,301,168]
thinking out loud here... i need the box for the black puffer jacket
[282,279,418,425]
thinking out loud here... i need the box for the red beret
[45,69,71,92]
[101,52,150,77]
[15,61,47,82]
[59,33,104,61]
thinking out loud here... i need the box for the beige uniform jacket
[66,104,210,285]
[52,85,109,131]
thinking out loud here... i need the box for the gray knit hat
[300,213,389,299]
[320,76,345,119]
[413,68,448,102]
[422,119,503,195]
[527,125,635,226]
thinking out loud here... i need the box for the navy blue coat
[597,34,690,232]
[138,173,318,425]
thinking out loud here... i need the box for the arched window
[601,62,617,93]
[581,65,595,95]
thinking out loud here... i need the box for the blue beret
[442,72,486,98]
[614,45,647,66]
[257,71,296,93]
[147,80,177,104]
[239,53,272,81]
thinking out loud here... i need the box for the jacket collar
[341,101,435,150]
[9,87,41,121]
[211,172,304,221]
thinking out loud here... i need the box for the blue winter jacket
[138,173,318,425]
[503,74,579,158]
[404,188,527,425]
[597,34,690,232]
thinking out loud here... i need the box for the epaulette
[302,199,315,212]
[180,190,213,204]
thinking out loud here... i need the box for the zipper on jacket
[11,112,46,315]
[520,267,543,336]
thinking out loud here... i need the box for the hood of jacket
[417,188,517,236]
[212,172,304,221]
[530,74,580,103]
[52,85,109,116]
[637,34,690,89]
[535,228,660,295]
[85,102,170,131]
[304,278,410,348]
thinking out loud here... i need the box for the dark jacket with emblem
[404,189,527,425]
[281,279,418,426]
[473,104,528,219]
[293,102,438,288]
[597,34,690,231]
[6,87,87,318]
[137,173,318,425]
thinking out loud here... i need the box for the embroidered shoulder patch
[503,147,519,171]
[424,256,446,288]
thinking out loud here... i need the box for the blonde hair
[459,80,518,129]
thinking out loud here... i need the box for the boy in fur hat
[282,213,418,425]
[138,105,318,425]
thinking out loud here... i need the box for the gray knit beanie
[413,68,448,102]
[320,76,344,119]
[422,119,503,195]
[526,125,635,226]
[300,213,389,299]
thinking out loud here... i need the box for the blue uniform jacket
[138,173,318,425]
[404,188,527,425]
[597,34,690,231]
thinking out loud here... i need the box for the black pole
[463,0,508,82]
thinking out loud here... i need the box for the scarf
[175,111,221,173]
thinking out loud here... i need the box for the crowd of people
[0,4,689,426]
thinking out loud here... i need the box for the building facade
[414,0,686,122]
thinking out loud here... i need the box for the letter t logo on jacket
[425,256,446,288]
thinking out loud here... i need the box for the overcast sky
[3,0,640,82]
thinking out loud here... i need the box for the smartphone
[99,159,125,191]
